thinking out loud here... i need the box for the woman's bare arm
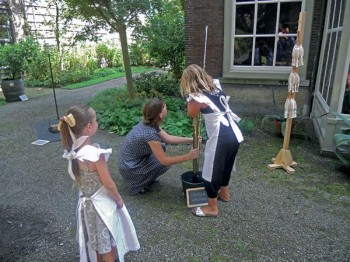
[158,129,192,144]
[148,140,199,166]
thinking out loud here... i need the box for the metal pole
[47,47,59,120]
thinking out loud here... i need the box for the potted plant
[0,37,39,102]
[261,113,285,137]
[261,89,299,137]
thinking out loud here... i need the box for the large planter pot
[181,171,204,198]
[275,119,296,137]
[1,79,25,102]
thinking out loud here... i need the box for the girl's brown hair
[180,64,216,97]
[59,105,94,180]
[142,98,164,127]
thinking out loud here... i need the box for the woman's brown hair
[142,98,164,127]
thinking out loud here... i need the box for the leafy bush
[238,118,255,136]
[88,87,194,136]
[0,98,6,106]
[0,37,41,79]
[95,42,123,68]
[133,71,181,98]
[92,67,119,78]
[59,68,90,86]
[129,42,153,66]
[88,88,146,135]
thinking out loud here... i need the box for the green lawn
[62,66,156,90]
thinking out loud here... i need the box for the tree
[133,0,185,80]
[64,0,159,99]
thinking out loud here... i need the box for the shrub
[238,118,255,136]
[92,67,118,78]
[88,87,195,136]
[133,72,181,98]
[95,42,123,68]
[59,68,90,86]
[88,88,146,135]
[0,37,41,79]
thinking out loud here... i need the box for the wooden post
[268,11,306,174]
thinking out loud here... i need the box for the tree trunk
[118,24,135,99]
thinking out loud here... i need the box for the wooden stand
[268,12,305,174]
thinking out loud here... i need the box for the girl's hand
[116,198,124,209]
[188,148,200,160]
[198,135,203,144]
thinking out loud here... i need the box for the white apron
[77,187,140,262]
[187,79,244,182]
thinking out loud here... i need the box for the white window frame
[222,0,313,84]
[316,0,346,108]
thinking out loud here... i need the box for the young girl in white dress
[58,104,139,262]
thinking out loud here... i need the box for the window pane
[327,31,341,105]
[234,37,253,66]
[279,2,302,34]
[276,34,295,66]
[0,28,10,39]
[0,13,8,26]
[235,5,254,35]
[339,0,345,27]
[328,0,335,29]
[254,37,274,66]
[236,0,254,2]
[257,3,277,34]
[321,33,331,100]
[333,0,342,28]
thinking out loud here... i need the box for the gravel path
[0,78,349,262]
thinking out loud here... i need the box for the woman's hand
[198,135,203,144]
[188,147,200,160]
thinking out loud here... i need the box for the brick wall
[184,0,224,78]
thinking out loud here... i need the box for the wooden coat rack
[268,12,306,174]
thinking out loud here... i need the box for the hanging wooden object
[268,11,306,174]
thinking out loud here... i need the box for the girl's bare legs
[96,252,103,262]
[218,186,230,202]
[199,197,219,216]
[103,246,116,262]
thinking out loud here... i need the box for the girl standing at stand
[180,64,244,217]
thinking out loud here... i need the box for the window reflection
[254,37,274,66]
[256,3,277,34]
[279,2,301,33]
[234,38,253,66]
[235,5,254,35]
[276,28,296,66]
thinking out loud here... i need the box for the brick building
[184,0,350,155]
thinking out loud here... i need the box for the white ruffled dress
[63,144,140,262]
